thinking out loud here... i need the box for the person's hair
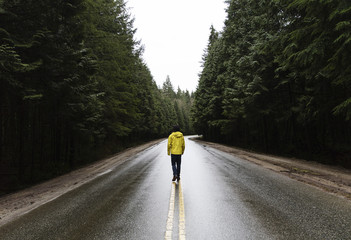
[173,125,180,132]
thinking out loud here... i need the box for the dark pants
[171,154,182,177]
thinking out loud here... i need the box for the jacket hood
[172,131,183,138]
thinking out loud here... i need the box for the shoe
[177,176,180,181]
[172,176,177,181]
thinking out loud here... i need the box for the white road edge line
[96,169,112,177]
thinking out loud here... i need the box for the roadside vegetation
[193,0,351,168]
[1,0,350,193]
[0,0,193,192]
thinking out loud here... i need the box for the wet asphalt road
[1,137,351,239]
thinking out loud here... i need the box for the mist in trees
[193,0,351,168]
[0,0,193,192]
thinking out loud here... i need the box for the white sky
[127,0,227,92]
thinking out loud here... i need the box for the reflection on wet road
[165,181,186,240]
[1,137,351,239]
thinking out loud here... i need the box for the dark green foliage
[161,76,193,135]
[193,0,351,167]
[0,0,194,192]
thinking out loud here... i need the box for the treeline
[193,0,351,167]
[0,0,193,191]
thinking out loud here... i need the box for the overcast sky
[126,0,227,92]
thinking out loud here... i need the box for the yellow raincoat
[167,131,185,155]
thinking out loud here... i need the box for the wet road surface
[0,137,351,239]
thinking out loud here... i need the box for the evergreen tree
[0,0,196,191]
[193,25,225,140]
[162,75,176,99]
[193,0,351,167]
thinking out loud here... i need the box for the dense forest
[193,0,351,168]
[1,0,351,192]
[0,0,193,192]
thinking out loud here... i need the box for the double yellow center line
[165,181,186,240]
[178,181,186,240]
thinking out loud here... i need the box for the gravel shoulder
[192,138,351,201]
[1,137,351,227]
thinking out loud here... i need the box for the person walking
[167,126,185,181]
